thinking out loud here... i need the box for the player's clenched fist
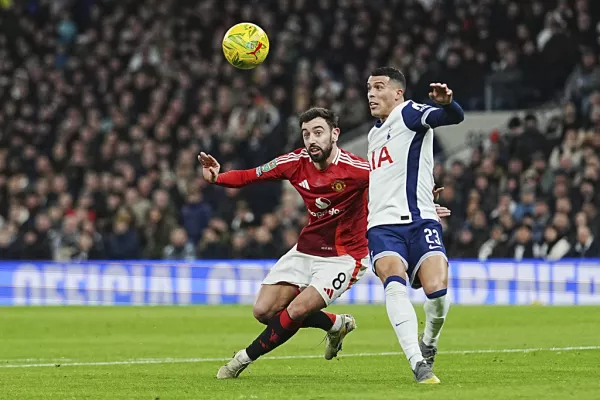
[429,83,453,105]
[198,152,220,183]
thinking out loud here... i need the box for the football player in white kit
[366,67,464,384]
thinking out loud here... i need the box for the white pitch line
[0,358,73,362]
[1,345,599,369]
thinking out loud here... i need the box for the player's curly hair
[298,107,339,130]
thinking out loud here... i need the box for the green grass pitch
[1,305,599,399]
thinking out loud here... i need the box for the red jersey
[215,148,369,259]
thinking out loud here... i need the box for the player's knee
[253,304,276,324]
[374,257,406,283]
[419,257,448,294]
[286,302,311,321]
[422,278,447,296]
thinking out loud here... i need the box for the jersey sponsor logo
[308,207,342,218]
[315,197,331,209]
[260,159,277,173]
[255,166,262,177]
[309,197,342,218]
[299,179,310,190]
[331,179,346,192]
[370,146,394,170]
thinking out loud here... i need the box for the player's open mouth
[369,102,378,109]
[309,147,321,154]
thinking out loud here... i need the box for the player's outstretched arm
[423,83,465,128]
[198,152,292,188]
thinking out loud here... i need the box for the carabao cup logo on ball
[222,22,270,69]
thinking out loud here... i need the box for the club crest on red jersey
[331,179,346,192]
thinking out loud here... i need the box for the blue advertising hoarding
[0,260,598,306]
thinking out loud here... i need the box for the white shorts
[262,245,369,305]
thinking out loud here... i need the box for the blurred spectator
[21,213,54,260]
[478,225,509,261]
[231,232,252,259]
[180,185,212,245]
[163,227,195,261]
[197,228,229,259]
[549,129,583,171]
[534,225,571,261]
[143,207,178,260]
[532,199,552,242]
[509,224,535,261]
[568,226,600,258]
[450,228,479,259]
[506,115,548,167]
[106,219,140,260]
[72,233,104,261]
[246,226,278,259]
[487,50,524,109]
[0,222,22,259]
[565,50,600,109]
[513,187,536,223]
[54,216,80,261]
[124,187,151,229]
[552,212,572,242]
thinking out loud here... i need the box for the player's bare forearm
[426,101,465,128]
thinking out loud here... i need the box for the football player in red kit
[200,108,450,379]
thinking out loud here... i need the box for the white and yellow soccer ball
[222,22,269,70]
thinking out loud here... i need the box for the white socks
[330,314,343,332]
[238,349,252,364]
[384,277,423,370]
[423,291,450,347]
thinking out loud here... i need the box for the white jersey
[367,100,439,229]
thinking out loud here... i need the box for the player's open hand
[429,83,453,105]
[198,152,220,183]
[433,186,444,201]
[435,204,451,219]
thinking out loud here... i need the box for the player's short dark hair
[370,66,406,89]
[298,107,339,130]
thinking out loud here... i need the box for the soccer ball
[222,22,269,70]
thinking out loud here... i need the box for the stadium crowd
[0,0,599,261]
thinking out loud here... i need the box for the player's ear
[331,127,340,142]
[395,88,404,101]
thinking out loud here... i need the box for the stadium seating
[0,0,599,261]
